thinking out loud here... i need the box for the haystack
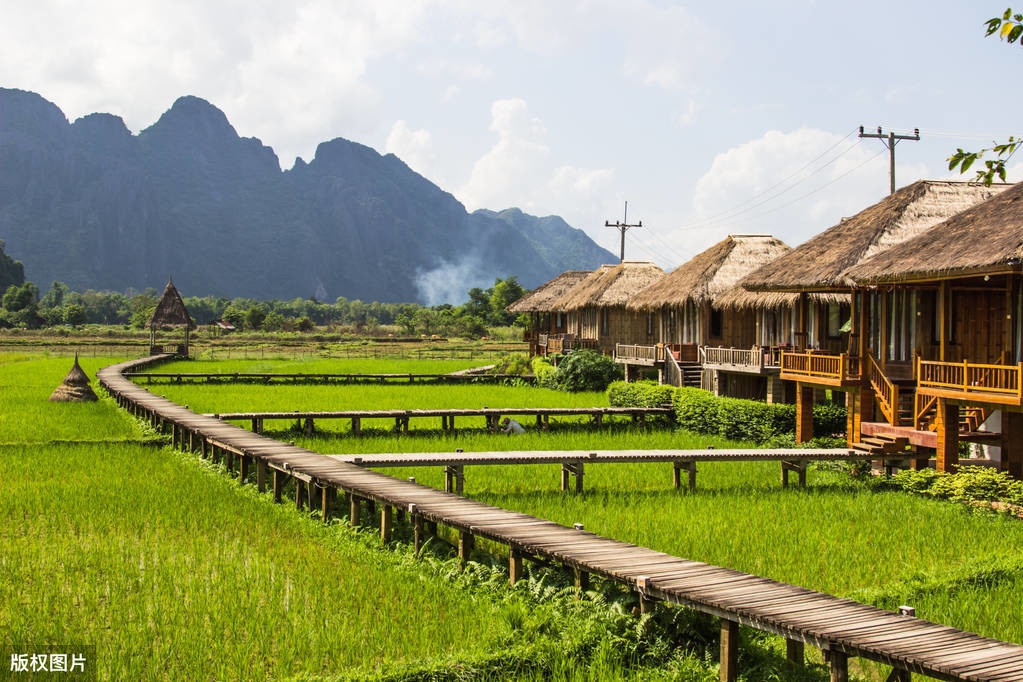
[49,354,98,402]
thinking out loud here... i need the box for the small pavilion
[147,278,195,357]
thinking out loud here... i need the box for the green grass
[0,443,518,681]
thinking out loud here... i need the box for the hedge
[606,380,675,408]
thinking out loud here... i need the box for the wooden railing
[914,393,938,431]
[615,344,662,363]
[916,358,1023,405]
[700,346,782,370]
[866,353,900,426]
[537,333,549,349]
[662,350,683,387]
[780,351,861,385]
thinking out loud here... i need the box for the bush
[606,380,674,407]
[531,356,558,389]
[671,387,846,444]
[491,352,532,376]
[548,350,623,392]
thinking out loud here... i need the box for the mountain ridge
[0,88,616,303]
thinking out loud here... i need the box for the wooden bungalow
[505,270,591,357]
[548,261,666,356]
[736,180,1009,447]
[622,234,793,394]
[843,180,1023,476]
[147,278,195,357]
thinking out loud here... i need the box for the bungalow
[736,180,1009,448]
[843,180,1023,476]
[505,270,591,357]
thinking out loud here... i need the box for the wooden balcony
[615,344,662,366]
[700,346,781,375]
[916,358,1023,407]
[780,351,863,387]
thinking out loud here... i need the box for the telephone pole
[605,201,642,263]
[858,125,920,194]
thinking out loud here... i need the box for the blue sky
[2,0,1020,271]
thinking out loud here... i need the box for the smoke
[414,256,488,306]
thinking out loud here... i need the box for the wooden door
[954,291,1005,364]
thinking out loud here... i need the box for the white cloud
[681,128,914,253]
[457,98,614,228]
[385,120,436,178]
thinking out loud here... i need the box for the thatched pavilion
[843,180,1023,475]
[506,270,591,356]
[550,261,665,355]
[49,354,98,402]
[147,278,195,357]
[734,180,1010,445]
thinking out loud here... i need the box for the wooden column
[673,461,697,491]
[380,505,392,543]
[272,469,284,503]
[845,386,874,446]
[295,480,307,510]
[934,398,960,473]
[411,506,424,557]
[238,455,249,484]
[719,618,739,682]
[827,650,848,682]
[786,639,804,672]
[574,566,590,595]
[1002,410,1023,479]
[445,465,464,495]
[321,487,334,523]
[939,281,949,361]
[257,460,268,493]
[509,548,524,585]
[795,383,814,444]
[349,495,362,527]
[458,530,474,565]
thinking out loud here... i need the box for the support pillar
[766,374,786,405]
[272,469,284,503]
[458,530,474,565]
[795,382,814,444]
[509,548,524,586]
[673,461,697,491]
[846,387,874,445]
[380,505,392,543]
[1002,410,1023,479]
[786,639,804,672]
[826,650,848,682]
[934,398,960,473]
[257,460,268,493]
[321,487,334,523]
[349,495,362,527]
[720,619,739,682]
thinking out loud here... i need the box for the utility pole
[605,201,642,263]
[858,126,920,194]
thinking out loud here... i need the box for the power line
[858,125,920,194]
[605,201,642,262]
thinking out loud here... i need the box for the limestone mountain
[0,88,616,302]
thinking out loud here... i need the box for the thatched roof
[506,271,591,313]
[739,180,1010,292]
[846,180,1023,284]
[49,354,98,402]
[554,261,666,310]
[713,287,849,311]
[627,235,790,311]
[147,278,195,329]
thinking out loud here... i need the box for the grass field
[7,351,1023,680]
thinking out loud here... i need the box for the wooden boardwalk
[126,371,527,385]
[331,447,889,493]
[97,355,1023,682]
[211,406,672,435]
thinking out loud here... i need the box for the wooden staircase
[852,433,909,457]
[679,362,702,388]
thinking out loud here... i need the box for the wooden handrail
[866,353,899,426]
[780,350,859,383]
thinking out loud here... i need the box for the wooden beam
[509,548,524,586]
[720,618,739,682]
[795,383,814,444]
[786,639,804,672]
[934,398,960,473]
[380,504,392,543]
[827,650,848,682]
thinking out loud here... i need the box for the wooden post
[445,465,464,495]
[509,548,524,585]
[411,505,424,557]
[295,480,306,510]
[349,495,361,527]
[238,455,249,484]
[886,668,911,682]
[272,469,284,503]
[352,417,361,436]
[380,505,393,543]
[673,461,696,491]
[257,460,267,493]
[321,486,334,523]
[720,618,739,682]
[1002,411,1023,479]
[458,530,474,565]
[795,382,814,444]
[574,566,590,595]
[934,398,960,473]
[786,639,804,672]
[827,650,848,682]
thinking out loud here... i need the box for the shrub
[671,387,845,444]
[531,356,558,389]
[606,380,674,407]
[491,352,532,376]
[548,350,622,392]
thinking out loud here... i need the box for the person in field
[500,417,525,434]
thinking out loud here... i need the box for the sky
[2,0,1022,272]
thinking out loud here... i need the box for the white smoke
[414,256,488,306]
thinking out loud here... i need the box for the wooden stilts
[349,495,361,527]
[458,530,474,565]
[826,650,848,682]
[509,548,523,585]
[786,639,804,671]
[257,460,267,493]
[380,505,393,543]
[321,486,334,523]
[272,469,284,503]
[720,618,739,682]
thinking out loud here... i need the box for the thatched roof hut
[845,180,1023,284]
[627,235,790,311]
[738,180,1009,293]
[49,354,98,402]
[554,261,665,310]
[506,271,591,314]
[148,278,195,356]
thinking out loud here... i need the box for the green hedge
[671,387,846,444]
[606,380,675,407]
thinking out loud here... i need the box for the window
[710,308,723,339]
[827,303,843,338]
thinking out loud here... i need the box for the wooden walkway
[331,447,884,493]
[126,371,527,385]
[211,406,672,435]
[97,355,1023,682]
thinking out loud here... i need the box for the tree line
[0,275,528,338]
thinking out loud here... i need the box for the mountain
[0,88,617,303]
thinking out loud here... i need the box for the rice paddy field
[5,351,1023,681]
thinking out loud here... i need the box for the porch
[779,350,863,387]
[700,345,782,375]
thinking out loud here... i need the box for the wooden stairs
[852,433,909,457]
[679,362,702,388]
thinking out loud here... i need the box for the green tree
[1,282,41,328]
[222,305,245,330]
[244,305,267,331]
[63,303,88,327]
[0,241,25,293]
[949,9,1023,184]
[40,281,69,310]
[490,276,526,326]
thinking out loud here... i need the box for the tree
[0,241,25,293]
[948,9,1023,184]
[489,276,526,326]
